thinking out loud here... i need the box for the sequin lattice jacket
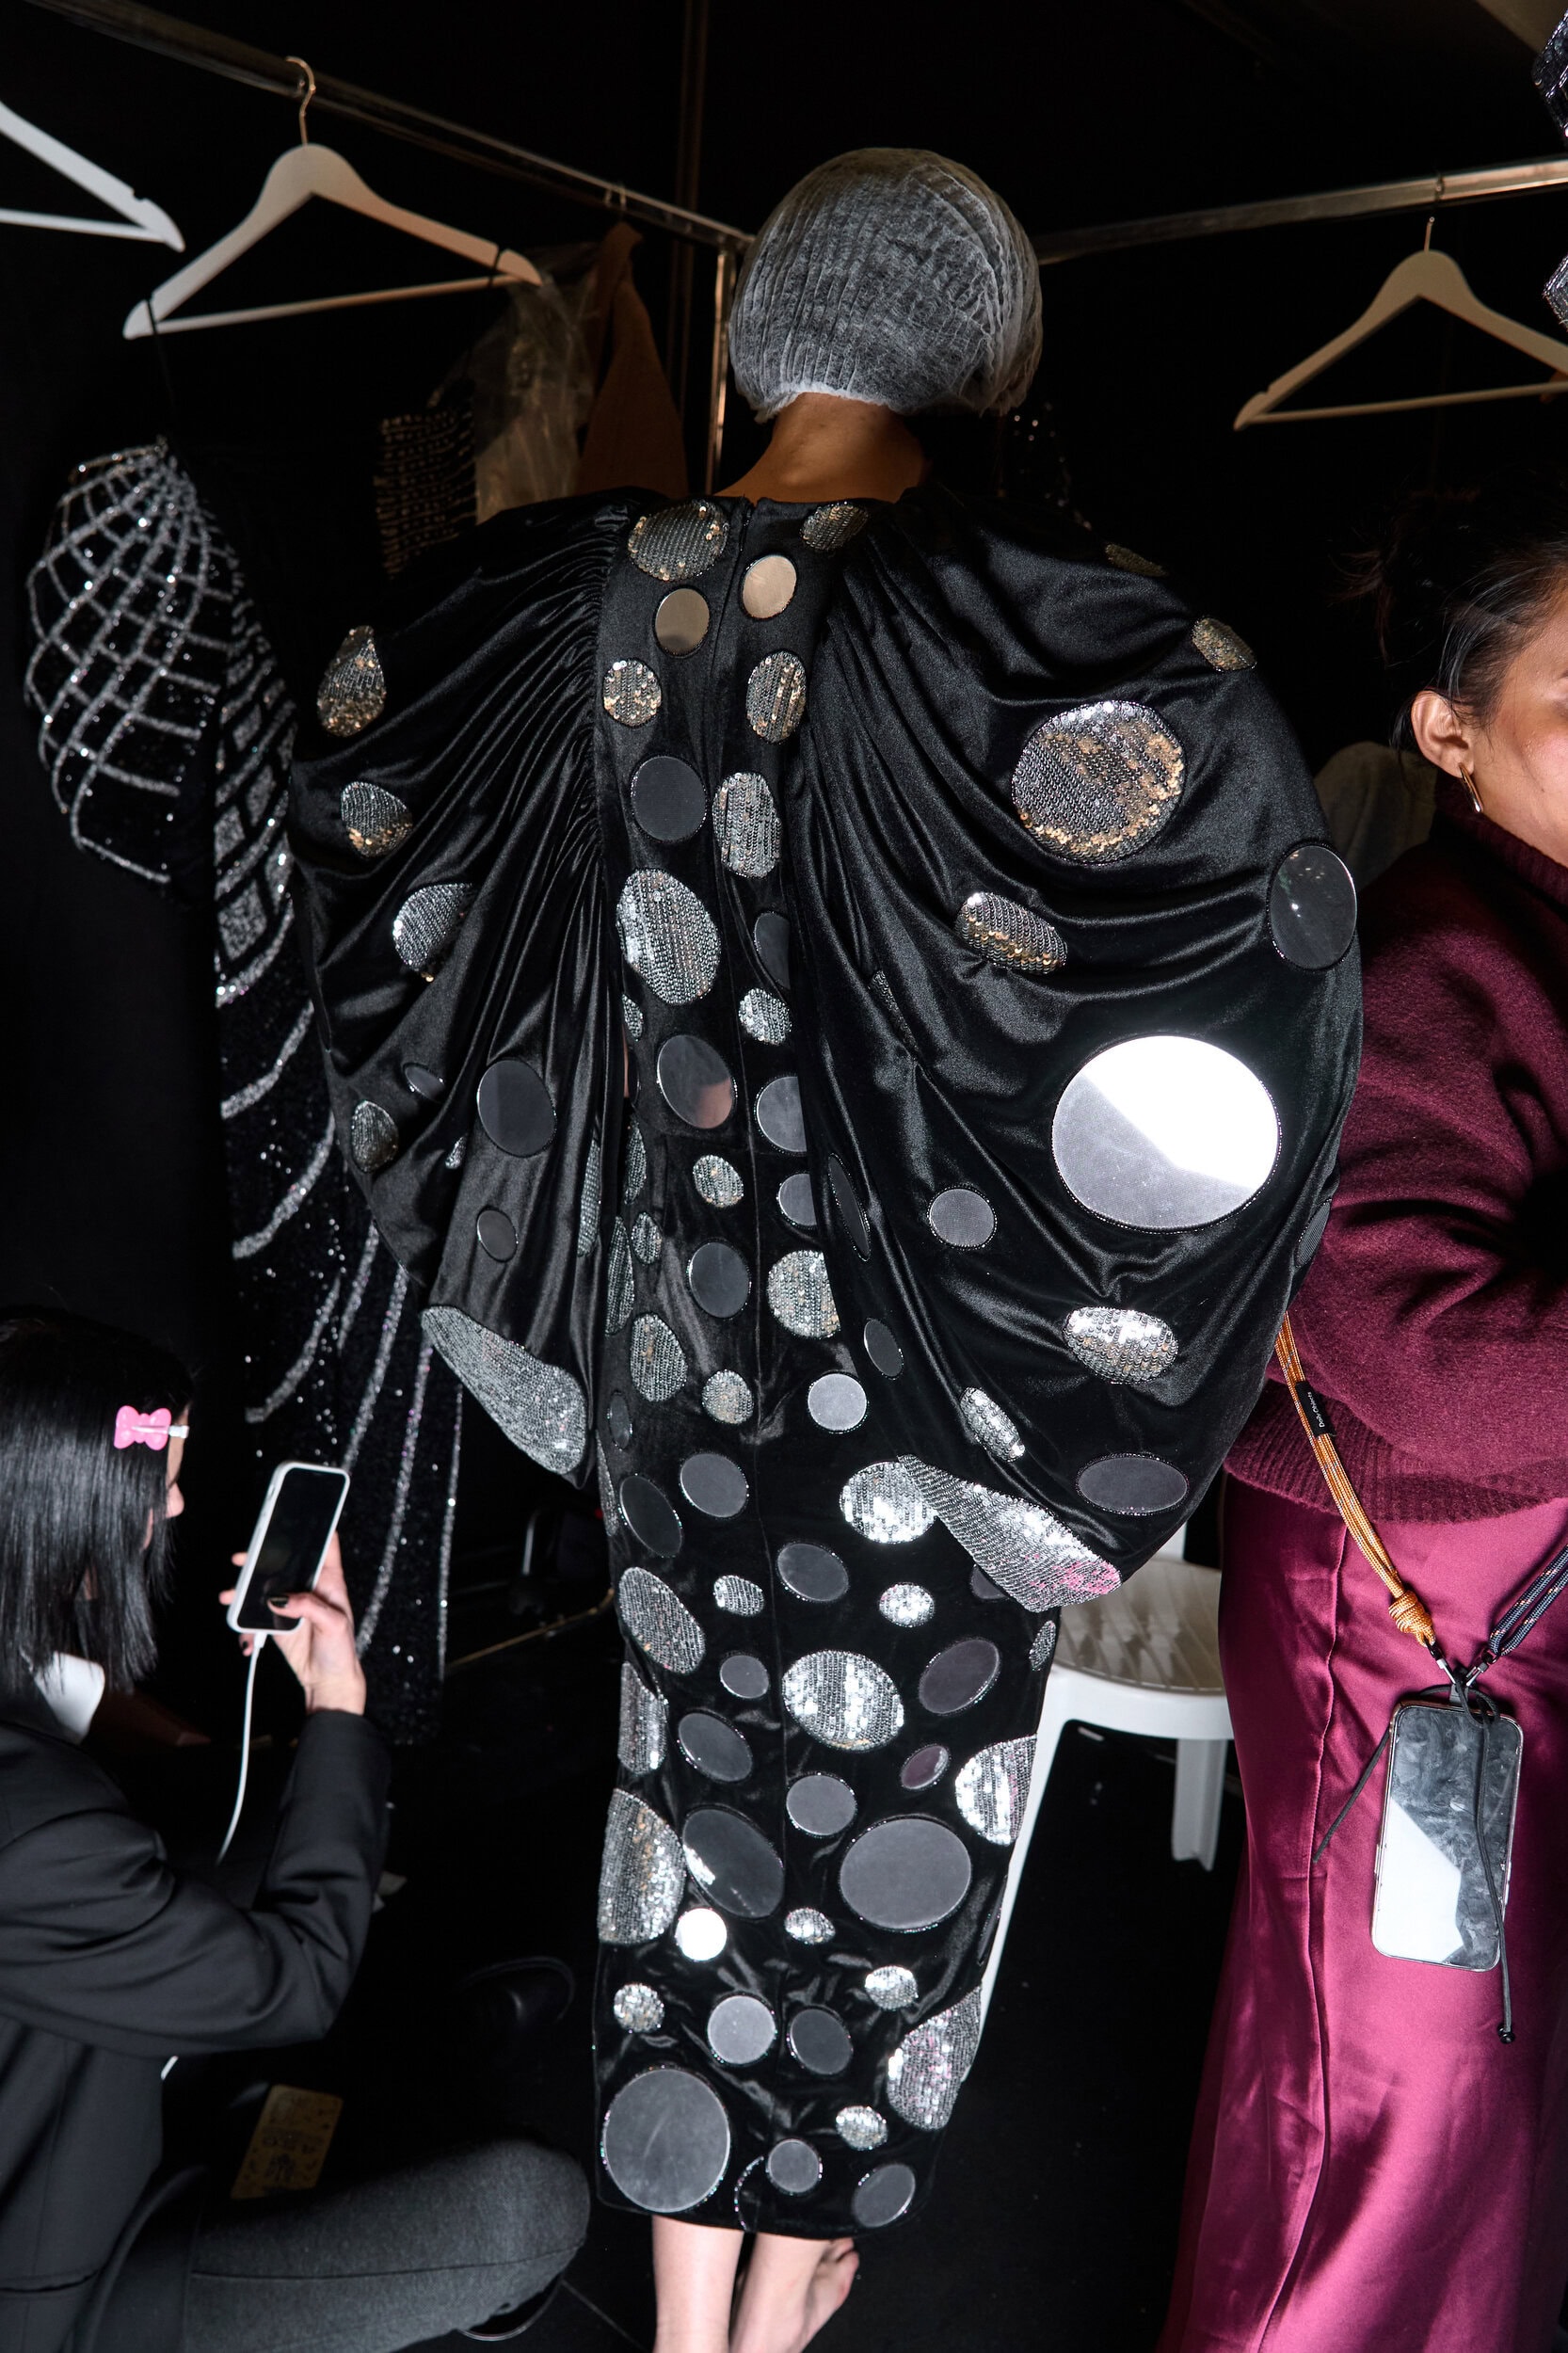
[289,485,1360,2235]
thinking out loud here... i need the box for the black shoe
[450,1957,574,2069]
[461,2281,562,2340]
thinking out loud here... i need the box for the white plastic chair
[981,1544,1231,2020]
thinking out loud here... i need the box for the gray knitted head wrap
[728,149,1042,422]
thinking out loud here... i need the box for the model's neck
[720,393,927,506]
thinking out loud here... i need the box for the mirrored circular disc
[776,1173,817,1229]
[605,1391,634,1449]
[1052,1035,1280,1229]
[787,1774,857,1835]
[766,2139,821,2194]
[657,1035,735,1130]
[863,1320,904,1378]
[838,1817,973,1931]
[402,1062,443,1099]
[776,1543,850,1603]
[1076,1452,1189,1515]
[742,553,797,618]
[756,1076,807,1154]
[601,2069,730,2212]
[719,1653,770,1700]
[688,1241,751,1318]
[707,1993,776,2065]
[753,912,791,989]
[679,1711,753,1783]
[477,1058,555,1157]
[853,2164,916,2229]
[1269,843,1357,968]
[617,1475,683,1557]
[900,1743,950,1790]
[682,1807,785,1917]
[631,756,707,842]
[928,1188,995,1248]
[808,1374,868,1432]
[787,2007,853,2075]
[674,1907,727,1960]
[653,587,711,655]
[826,1158,872,1255]
[476,1208,516,1261]
[919,1638,1000,1715]
[680,1452,748,1518]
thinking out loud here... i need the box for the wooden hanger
[123,58,539,341]
[0,97,181,247]
[1235,226,1568,427]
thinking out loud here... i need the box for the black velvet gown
[289,483,1359,2236]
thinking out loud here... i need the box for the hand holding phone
[220,1465,364,1717]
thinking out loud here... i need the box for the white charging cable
[216,1641,263,1864]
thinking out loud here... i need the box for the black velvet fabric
[289,482,1358,2239]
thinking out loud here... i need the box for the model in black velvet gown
[289,451,1359,2239]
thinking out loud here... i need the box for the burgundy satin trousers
[1160,1478,1568,2353]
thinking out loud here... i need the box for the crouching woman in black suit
[0,1310,586,2353]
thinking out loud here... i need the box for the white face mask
[34,1655,106,1742]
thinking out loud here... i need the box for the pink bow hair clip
[113,1406,189,1453]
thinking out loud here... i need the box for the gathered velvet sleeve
[288,495,635,1485]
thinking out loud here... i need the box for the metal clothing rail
[23,0,753,483]
[1034,155,1568,264]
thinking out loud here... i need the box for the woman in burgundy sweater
[1162,474,1568,2353]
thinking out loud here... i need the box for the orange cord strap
[1275,1311,1437,1653]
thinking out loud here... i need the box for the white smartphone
[227,1462,350,1637]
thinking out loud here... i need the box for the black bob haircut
[0,1309,191,1688]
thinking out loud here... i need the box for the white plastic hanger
[0,97,182,247]
[1235,223,1568,427]
[123,59,539,340]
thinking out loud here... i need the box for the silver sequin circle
[617,1566,705,1673]
[632,1214,661,1264]
[955,891,1065,975]
[342,781,410,857]
[423,1306,586,1475]
[577,1140,602,1258]
[622,1121,648,1203]
[785,1908,835,1944]
[781,1651,905,1751]
[802,503,868,552]
[836,2106,888,2151]
[630,1315,687,1402]
[959,1388,1024,1462]
[745,652,807,743]
[864,1965,918,2010]
[392,882,472,973]
[1105,542,1165,576]
[597,1790,686,1944]
[602,660,662,728]
[350,1101,398,1172]
[954,1737,1035,1845]
[316,624,386,736]
[739,987,790,1043]
[886,1988,984,2131]
[712,774,780,877]
[1031,1617,1059,1670]
[901,1458,1118,1608]
[1012,700,1184,864]
[766,1251,840,1338]
[605,1221,634,1333]
[622,995,644,1041]
[713,1574,764,1616]
[614,1982,665,2033]
[629,501,728,583]
[616,872,720,1006]
[1064,1305,1178,1384]
[693,1154,744,1208]
[878,1583,935,1627]
[618,1664,667,1775]
[839,1462,935,1545]
[1192,616,1256,671]
[703,1370,754,1425]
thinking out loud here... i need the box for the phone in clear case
[1371,1698,1522,1970]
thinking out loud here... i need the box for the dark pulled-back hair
[1356,467,1568,746]
[0,1310,191,1687]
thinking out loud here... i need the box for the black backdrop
[4,0,1566,1720]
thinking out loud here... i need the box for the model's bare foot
[729,2234,858,2353]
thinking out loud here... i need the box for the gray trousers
[180,2142,588,2353]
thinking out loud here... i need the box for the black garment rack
[24,0,751,488]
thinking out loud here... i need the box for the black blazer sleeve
[0,1711,389,2059]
